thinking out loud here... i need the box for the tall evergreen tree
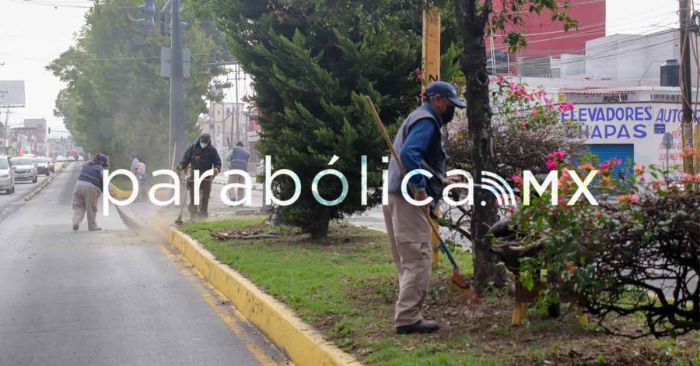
[205,0,428,238]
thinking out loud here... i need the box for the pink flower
[558,102,575,112]
[511,173,523,186]
[554,150,565,160]
[546,159,557,170]
[415,67,424,81]
[520,120,527,129]
[618,194,639,204]
[599,162,610,170]
[530,108,538,116]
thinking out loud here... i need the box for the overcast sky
[0,0,688,134]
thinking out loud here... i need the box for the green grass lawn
[181,217,700,366]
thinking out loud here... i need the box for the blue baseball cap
[425,81,466,108]
[94,153,109,166]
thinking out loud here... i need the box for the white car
[34,157,52,176]
[10,157,38,184]
[0,155,15,194]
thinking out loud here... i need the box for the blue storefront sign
[654,123,666,134]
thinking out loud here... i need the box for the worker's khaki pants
[227,174,246,202]
[72,181,101,230]
[383,193,432,327]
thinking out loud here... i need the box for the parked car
[0,155,15,194]
[56,155,66,162]
[10,157,38,183]
[34,157,53,176]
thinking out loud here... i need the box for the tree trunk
[453,0,505,294]
[309,207,330,240]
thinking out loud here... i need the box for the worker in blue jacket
[384,81,465,334]
[72,153,109,232]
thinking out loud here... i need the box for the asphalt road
[0,169,54,224]
[0,163,286,366]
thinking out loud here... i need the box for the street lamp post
[169,0,186,165]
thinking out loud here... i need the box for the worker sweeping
[72,153,109,232]
[176,133,222,219]
[384,81,465,334]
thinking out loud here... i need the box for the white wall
[584,29,698,86]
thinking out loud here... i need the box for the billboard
[0,80,26,107]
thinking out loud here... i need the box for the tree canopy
[48,0,228,168]
[203,0,443,238]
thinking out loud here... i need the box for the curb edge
[24,163,69,202]
[164,227,363,366]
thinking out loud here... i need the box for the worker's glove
[213,168,220,177]
[175,165,182,173]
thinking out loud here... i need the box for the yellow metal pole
[422,7,441,268]
[694,124,700,170]
[422,8,441,89]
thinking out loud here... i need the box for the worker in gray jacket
[224,141,250,201]
[384,81,465,334]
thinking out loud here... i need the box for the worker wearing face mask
[384,81,466,334]
[177,133,222,218]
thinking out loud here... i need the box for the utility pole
[234,64,240,146]
[3,107,9,155]
[680,0,695,174]
[169,0,186,165]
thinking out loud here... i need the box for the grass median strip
[182,217,699,366]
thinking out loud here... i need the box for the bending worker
[177,133,222,218]
[384,81,465,334]
[72,153,109,232]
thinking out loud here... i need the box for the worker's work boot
[396,319,440,334]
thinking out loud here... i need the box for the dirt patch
[213,221,385,252]
[210,223,277,240]
[345,277,700,365]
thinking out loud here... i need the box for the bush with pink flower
[509,154,700,338]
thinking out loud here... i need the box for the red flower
[565,262,577,274]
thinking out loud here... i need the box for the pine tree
[206,0,426,238]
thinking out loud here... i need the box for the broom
[365,96,473,295]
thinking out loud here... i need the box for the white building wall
[584,29,700,86]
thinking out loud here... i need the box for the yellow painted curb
[165,227,362,366]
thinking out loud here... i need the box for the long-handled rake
[365,96,474,296]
